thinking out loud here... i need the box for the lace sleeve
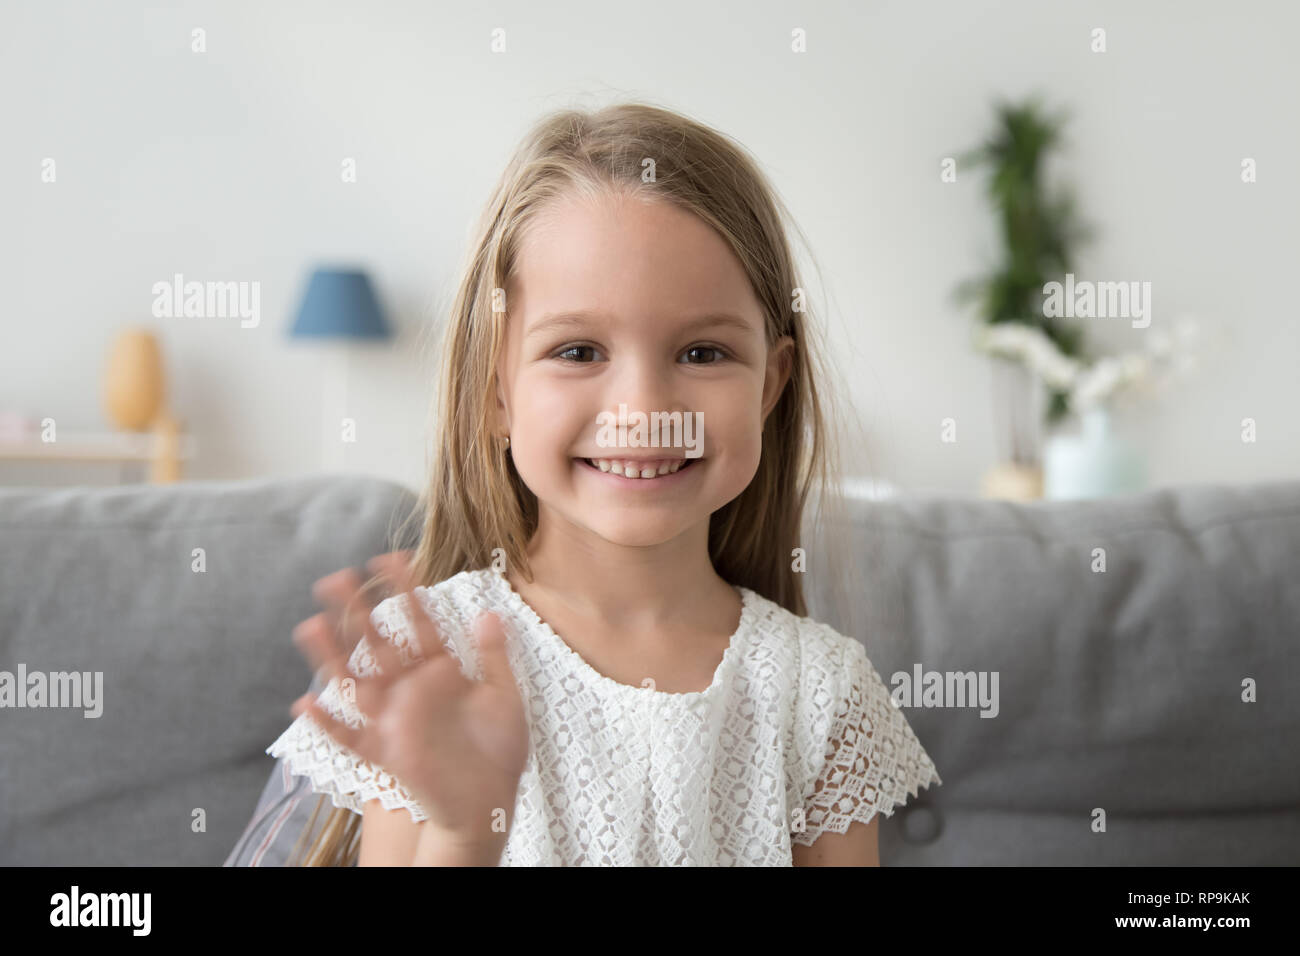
[792,636,941,847]
[265,593,456,823]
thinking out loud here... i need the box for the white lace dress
[266,567,941,865]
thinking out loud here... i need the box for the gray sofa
[1,474,1296,865]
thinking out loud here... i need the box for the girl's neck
[507,516,734,634]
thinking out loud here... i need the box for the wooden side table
[0,421,196,484]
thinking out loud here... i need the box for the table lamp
[288,267,392,470]
[289,268,391,340]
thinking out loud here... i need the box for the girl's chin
[581,523,695,548]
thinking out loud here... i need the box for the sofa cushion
[801,479,1300,864]
[0,474,418,865]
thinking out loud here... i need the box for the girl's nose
[608,357,678,416]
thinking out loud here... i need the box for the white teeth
[586,458,692,479]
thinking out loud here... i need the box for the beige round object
[104,328,165,431]
[981,462,1044,501]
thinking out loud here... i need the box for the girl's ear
[761,335,795,421]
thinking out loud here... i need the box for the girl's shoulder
[747,598,911,768]
[739,586,867,675]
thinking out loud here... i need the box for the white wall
[3,0,1296,495]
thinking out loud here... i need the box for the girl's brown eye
[682,346,725,364]
[558,345,598,362]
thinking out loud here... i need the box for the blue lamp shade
[289,268,391,339]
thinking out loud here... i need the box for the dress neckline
[482,568,754,702]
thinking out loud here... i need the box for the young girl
[266,100,941,866]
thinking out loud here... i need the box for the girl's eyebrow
[526,310,756,340]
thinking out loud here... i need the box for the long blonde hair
[289,99,862,867]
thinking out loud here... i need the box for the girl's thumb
[474,612,514,687]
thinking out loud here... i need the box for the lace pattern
[265,569,941,864]
[791,628,942,846]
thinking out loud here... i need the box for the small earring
[503,435,511,449]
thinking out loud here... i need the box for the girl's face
[495,190,792,550]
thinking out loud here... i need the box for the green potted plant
[954,95,1095,498]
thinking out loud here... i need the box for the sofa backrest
[801,479,1300,864]
[0,474,419,865]
[3,475,1296,865]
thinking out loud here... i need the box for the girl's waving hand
[291,577,529,850]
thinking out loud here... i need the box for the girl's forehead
[508,199,763,331]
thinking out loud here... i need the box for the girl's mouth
[577,456,701,481]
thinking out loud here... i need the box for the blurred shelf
[0,429,196,483]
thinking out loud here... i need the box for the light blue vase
[1044,407,1145,500]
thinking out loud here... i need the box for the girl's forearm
[412,821,507,866]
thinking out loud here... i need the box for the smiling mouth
[578,457,700,479]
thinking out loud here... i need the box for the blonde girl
[267,100,940,866]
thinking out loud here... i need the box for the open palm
[292,566,529,843]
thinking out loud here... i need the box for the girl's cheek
[517,375,582,425]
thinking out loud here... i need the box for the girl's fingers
[312,568,378,654]
[357,598,405,684]
[366,550,416,593]
[474,612,514,689]
[368,553,419,606]
[404,587,451,669]
[292,614,350,686]
[312,566,362,603]
[297,693,365,755]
